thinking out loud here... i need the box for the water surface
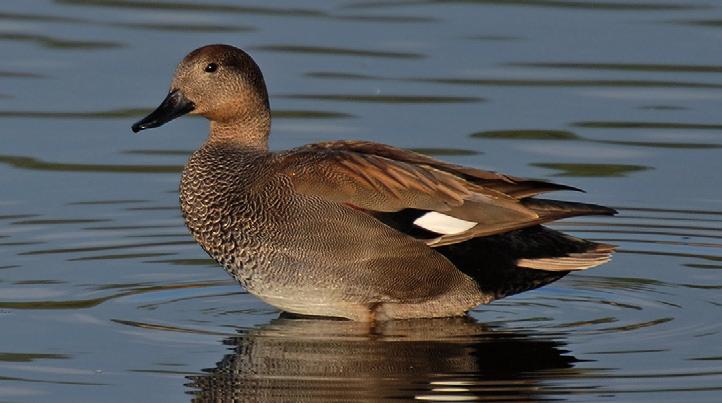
[1,0,721,401]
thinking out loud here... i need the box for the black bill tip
[131,121,146,133]
[131,122,145,133]
[132,89,195,133]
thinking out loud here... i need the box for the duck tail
[516,240,615,272]
[436,226,616,301]
[521,198,617,221]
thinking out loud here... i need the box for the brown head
[132,44,271,148]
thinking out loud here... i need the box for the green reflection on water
[0,32,122,50]
[412,77,722,89]
[0,155,182,174]
[0,297,113,309]
[685,264,722,270]
[0,71,45,79]
[0,215,39,220]
[471,129,580,140]
[596,140,722,149]
[408,147,481,156]
[569,275,668,291]
[465,35,521,41]
[116,22,254,33]
[638,105,687,111]
[470,128,720,149]
[679,19,722,28]
[282,94,483,103]
[532,163,651,177]
[0,353,69,362]
[689,356,722,361]
[273,110,354,119]
[0,10,254,33]
[306,71,380,80]
[56,0,326,17]
[334,14,437,23]
[345,0,703,11]
[0,241,44,247]
[124,149,192,156]
[680,283,722,290]
[575,121,722,130]
[0,108,146,119]
[253,45,424,59]
[508,62,722,73]
[14,280,66,285]
[306,72,722,89]
[0,109,351,120]
[0,11,86,23]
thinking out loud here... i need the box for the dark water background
[1,0,721,401]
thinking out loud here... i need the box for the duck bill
[131,90,195,133]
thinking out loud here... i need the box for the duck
[131,44,616,321]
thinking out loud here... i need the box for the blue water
[1,0,721,401]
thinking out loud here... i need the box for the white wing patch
[413,212,477,235]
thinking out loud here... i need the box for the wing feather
[277,141,611,245]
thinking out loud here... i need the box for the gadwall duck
[132,44,616,321]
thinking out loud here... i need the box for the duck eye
[204,63,218,73]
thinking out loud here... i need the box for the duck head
[132,44,271,146]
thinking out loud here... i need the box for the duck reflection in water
[187,315,578,402]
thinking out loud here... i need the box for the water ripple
[532,162,652,177]
[305,70,722,89]
[509,62,722,73]
[55,0,327,17]
[115,22,254,33]
[253,44,425,59]
[412,77,722,89]
[281,93,483,103]
[574,121,722,130]
[0,108,353,120]
[0,155,182,174]
[0,71,44,79]
[472,127,722,150]
[0,32,122,50]
[19,240,195,256]
[0,281,227,310]
[344,0,706,11]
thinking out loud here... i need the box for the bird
[131,44,616,321]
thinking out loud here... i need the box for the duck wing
[277,140,616,246]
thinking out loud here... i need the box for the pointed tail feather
[522,198,617,221]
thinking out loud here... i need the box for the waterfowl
[132,44,616,321]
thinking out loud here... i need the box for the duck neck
[207,109,271,150]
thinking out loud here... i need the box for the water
[1,0,721,401]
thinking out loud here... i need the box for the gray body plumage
[181,143,482,321]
